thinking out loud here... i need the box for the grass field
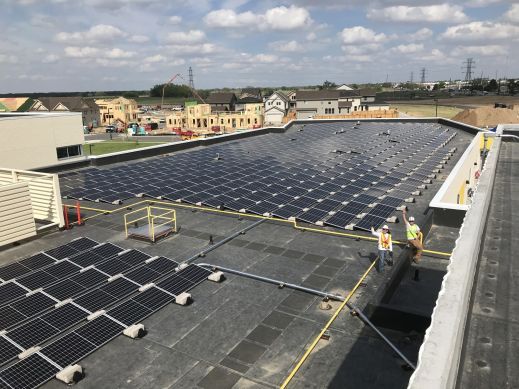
[84,140,167,155]
[391,104,463,119]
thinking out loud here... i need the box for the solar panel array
[60,122,456,230]
[0,239,211,389]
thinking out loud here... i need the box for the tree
[508,79,517,95]
[320,80,337,90]
[150,84,192,98]
[486,79,498,92]
[433,81,446,90]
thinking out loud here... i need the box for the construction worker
[371,225,393,272]
[402,209,423,263]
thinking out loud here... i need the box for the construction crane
[161,73,206,107]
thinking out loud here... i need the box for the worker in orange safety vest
[371,225,393,272]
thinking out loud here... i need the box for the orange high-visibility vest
[380,233,391,249]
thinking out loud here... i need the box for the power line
[188,66,195,89]
[462,58,475,82]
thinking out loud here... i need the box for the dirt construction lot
[390,95,519,108]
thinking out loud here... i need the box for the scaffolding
[124,205,177,242]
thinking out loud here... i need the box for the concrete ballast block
[175,292,192,305]
[208,271,225,282]
[123,324,146,339]
[18,347,40,359]
[56,365,83,384]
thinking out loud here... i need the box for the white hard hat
[382,225,389,229]
[409,216,415,221]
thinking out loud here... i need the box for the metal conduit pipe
[197,263,344,301]
[198,263,416,371]
[346,301,416,370]
[181,218,266,265]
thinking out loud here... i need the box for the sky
[0,0,518,93]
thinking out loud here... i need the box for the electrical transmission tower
[410,72,414,84]
[188,66,195,89]
[463,58,475,82]
[420,68,426,84]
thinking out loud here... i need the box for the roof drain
[198,263,416,371]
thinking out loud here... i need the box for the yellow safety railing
[123,205,177,242]
[69,199,451,257]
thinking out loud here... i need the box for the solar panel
[145,257,178,274]
[70,268,107,288]
[297,209,330,224]
[11,292,56,318]
[125,267,161,285]
[96,258,132,276]
[157,275,193,296]
[117,250,151,266]
[91,243,123,259]
[338,201,368,216]
[106,300,152,326]
[0,282,28,306]
[44,279,86,301]
[44,260,81,279]
[100,278,139,299]
[0,306,26,330]
[41,303,89,331]
[0,337,22,365]
[324,212,357,229]
[6,318,60,349]
[354,215,387,231]
[380,196,404,208]
[179,265,212,284]
[44,245,77,261]
[19,253,55,270]
[0,263,30,282]
[75,315,125,346]
[132,287,172,311]
[40,332,96,369]
[68,237,98,252]
[75,289,117,312]
[0,353,59,389]
[17,270,57,290]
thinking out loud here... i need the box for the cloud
[42,54,59,63]
[442,22,519,41]
[341,26,389,44]
[452,44,508,56]
[167,30,206,44]
[64,46,135,59]
[505,4,519,23]
[168,15,182,24]
[144,54,167,63]
[252,54,278,63]
[341,44,381,55]
[408,28,433,41]
[367,4,469,23]
[269,40,304,52]
[0,54,18,64]
[165,43,218,54]
[204,5,312,30]
[306,32,317,41]
[128,35,149,43]
[390,43,425,54]
[464,0,501,7]
[55,24,126,44]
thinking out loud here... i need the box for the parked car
[105,125,116,133]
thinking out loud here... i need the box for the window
[56,145,82,160]
[331,108,335,114]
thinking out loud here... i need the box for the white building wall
[265,109,284,125]
[0,113,85,170]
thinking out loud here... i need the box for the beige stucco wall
[0,113,85,170]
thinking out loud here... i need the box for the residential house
[286,91,297,111]
[29,96,100,127]
[239,88,262,100]
[95,97,139,127]
[206,92,237,112]
[264,91,290,125]
[166,102,263,131]
[336,84,354,90]
[296,89,388,119]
